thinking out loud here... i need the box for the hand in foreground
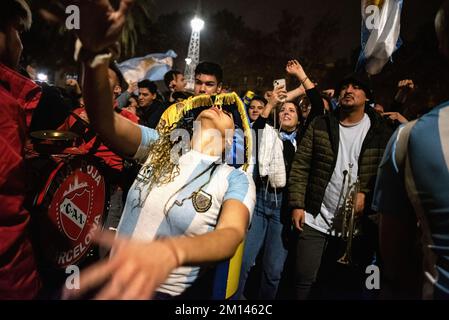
[42,0,134,52]
[62,231,179,300]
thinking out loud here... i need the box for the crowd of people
[0,0,448,300]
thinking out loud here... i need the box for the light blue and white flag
[357,0,403,75]
[117,50,177,83]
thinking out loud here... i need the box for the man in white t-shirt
[288,72,393,299]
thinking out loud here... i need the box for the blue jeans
[238,188,288,299]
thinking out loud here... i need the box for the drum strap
[87,136,103,155]
[69,111,97,144]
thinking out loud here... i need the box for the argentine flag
[117,50,177,83]
[357,0,403,75]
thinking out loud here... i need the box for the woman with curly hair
[61,1,255,300]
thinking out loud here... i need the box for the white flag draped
[117,50,177,83]
[357,0,403,75]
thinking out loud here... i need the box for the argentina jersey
[373,101,449,298]
[117,127,255,296]
[407,102,449,298]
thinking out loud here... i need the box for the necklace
[163,162,218,216]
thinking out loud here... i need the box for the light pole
[184,16,205,92]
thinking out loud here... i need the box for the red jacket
[59,104,139,173]
[0,63,41,299]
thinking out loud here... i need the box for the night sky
[155,0,444,59]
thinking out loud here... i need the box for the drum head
[33,156,109,269]
[30,130,79,141]
[30,130,80,154]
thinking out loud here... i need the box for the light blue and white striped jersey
[117,126,256,296]
[373,101,449,298]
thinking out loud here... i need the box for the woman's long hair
[275,100,301,134]
[137,114,195,192]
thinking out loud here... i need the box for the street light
[191,17,204,32]
[37,73,48,82]
[184,16,205,92]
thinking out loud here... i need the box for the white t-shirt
[117,126,256,296]
[305,114,371,234]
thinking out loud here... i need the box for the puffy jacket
[288,106,393,216]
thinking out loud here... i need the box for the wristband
[300,77,309,85]
[74,39,113,68]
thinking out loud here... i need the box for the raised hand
[269,85,288,107]
[286,59,314,90]
[394,79,415,104]
[42,0,134,52]
[286,60,305,79]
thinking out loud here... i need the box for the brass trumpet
[337,163,360,266]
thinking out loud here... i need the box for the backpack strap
[69,111,96,143]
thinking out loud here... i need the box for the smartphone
[273,78,286,89]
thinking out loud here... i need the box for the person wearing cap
[288,71,393,299]
[60,0,255,300]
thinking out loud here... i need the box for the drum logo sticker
[43,161,106,268]
[59,179,90,240]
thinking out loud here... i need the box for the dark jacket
[288,106,393,216]
[138,100,168,129]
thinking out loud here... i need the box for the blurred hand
[66,78,82,94]
[322,89,335,98]
[127,81,138,94]
[355,192,365,218]
[42,0,134,53]
[292,209,305,232]
[382,112,408,124]
[62,231,179,300]
[394,79,415,103]
[264,90,273,101]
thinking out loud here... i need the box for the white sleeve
[133,125,159,162]
[223,169,256,222]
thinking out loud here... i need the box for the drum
[30,130,81,155]
[27,154,110,269]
